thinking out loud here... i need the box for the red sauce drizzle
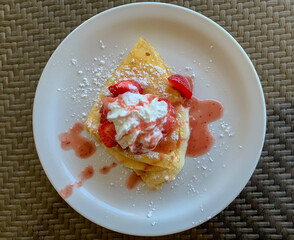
[155,137,177,154]
[184,97,223,157]
[59,184,74,199]
[59,165,94,199]
[58,122,96,159]
[76,165,94,188]
[126,172,142,190]
[99,162,117,174]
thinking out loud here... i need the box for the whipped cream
[106,92,168,153]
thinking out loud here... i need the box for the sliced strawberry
[168,74,192,99]
[159,99,176,134]
[108,80,142,97]
[99,105,108,123]
[98,122,117,148]
[100,111,108,124]
[162,117,176,136]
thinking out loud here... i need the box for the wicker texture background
[0,0,293,239]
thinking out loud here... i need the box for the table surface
[0,1,293,239]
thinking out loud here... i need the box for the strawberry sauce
[76,165,94,187]
[59,165,94,199]
[99,162,117,174]
[58,122,96,158]
[59,184,74,199]
[155,137,177,154]
[126,172,142,190]
[184,97,223,157]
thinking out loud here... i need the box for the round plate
[33,3,266,236]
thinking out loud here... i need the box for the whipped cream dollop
[106,92,168,154]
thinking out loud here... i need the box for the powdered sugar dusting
[58,51,124,122]
[171,131,179,141]
[99,40,105,49]
[220,120,234,137]
[147,152,159,159]
[71,58,77,65]
[154,66,165,75]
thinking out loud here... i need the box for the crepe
[85,37,190,189]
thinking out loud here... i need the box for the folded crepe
[85,37,190,190]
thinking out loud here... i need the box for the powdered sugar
[58,52,123,122]
[147,152,159,159]
[144,200,159,226]
[99,40,105,49]
[171,131,179,141]
[220,120,234,137]
[151,221,157,226]
[71,58,77,65]
[154,66,165,75]
[146,210,153,218]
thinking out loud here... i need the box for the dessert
[85,37,190,190]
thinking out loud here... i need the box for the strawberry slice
[99,105,109,124]
[159,99,176,134]
[100,110,108,124]
[98,122,117,148]
[108,80,142,97]
[168,74,192,99]
[99,97,117,124]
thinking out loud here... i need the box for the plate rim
[33,2,266,236]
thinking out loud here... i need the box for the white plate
[33,3,266,236]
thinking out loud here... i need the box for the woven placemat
[0,0,293,239]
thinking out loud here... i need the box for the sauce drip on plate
[59,122,96,158]
[184,97,223,157]
[76,165,94,187]
[126,172,142,190]
[99,162,117,174]
[59,165,94,199]
[59,184,74,199]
